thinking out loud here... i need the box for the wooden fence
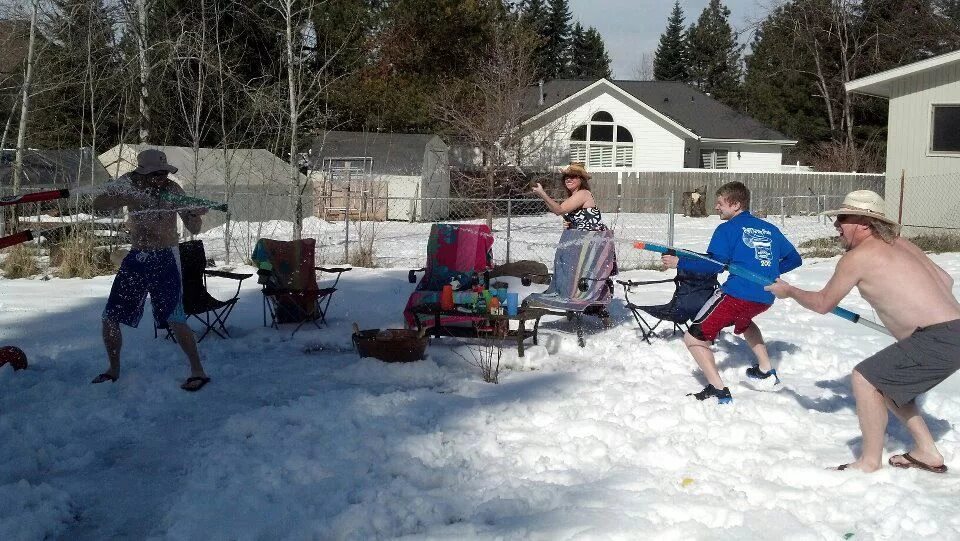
[589,171,885,213]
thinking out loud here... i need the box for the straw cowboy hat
[134,149,178,175]
[560,163,591,181]
[822,190,898,225]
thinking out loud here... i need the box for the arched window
[569,111,634,168]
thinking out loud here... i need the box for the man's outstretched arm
[766,255,861,314]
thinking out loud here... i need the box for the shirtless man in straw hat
[766,190,960,473]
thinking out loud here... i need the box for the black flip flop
[888,453,948,474]
[181,376,211,392]
[91,373,117,384]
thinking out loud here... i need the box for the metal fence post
[506,198,512,265]
[344,181,350,264]
[668,190,675,246]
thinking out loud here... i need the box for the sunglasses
[835,214,858,224]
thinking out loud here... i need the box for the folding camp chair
[404,223,494,332]
[618,268,719,343]
[155,239,252,342]
[251,238,351,335]
[521,229,617,347]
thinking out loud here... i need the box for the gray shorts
[856,319,960,407]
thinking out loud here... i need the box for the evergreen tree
[579,27,611,79]
[653,0,688,82]
[686,0,743,106]
[519,0,551,80]
[544,0,572,78]
[565,22,586,77]
[31,0,123,149]
[742,3,831,148]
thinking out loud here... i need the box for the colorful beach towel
[524,229,617,312]
[404,223,494,328]
[251,238,319,322]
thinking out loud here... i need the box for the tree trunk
[137,0,151,143]
[285,0,302,240]
[13,3,38,199]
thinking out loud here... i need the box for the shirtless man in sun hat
[92,149,211,392]
[766,190,960,473]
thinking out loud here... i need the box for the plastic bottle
[488,296,502,316]
[441,284,455,310]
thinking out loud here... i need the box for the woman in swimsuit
[530,163,607,231]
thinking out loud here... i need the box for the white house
[846,49,960,230]
[519,79,797,172]
[309,131,450,221]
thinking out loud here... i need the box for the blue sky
[568,0,770,78]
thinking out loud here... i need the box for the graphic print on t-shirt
[742,227,773,267]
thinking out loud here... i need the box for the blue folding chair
[618,268,719,343]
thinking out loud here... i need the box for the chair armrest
[409,268,426,283]
[616,278,674,290]
[521,273,552,287]
[204,270,253,281]
[317,266,351,274]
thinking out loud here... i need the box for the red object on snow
[0,346,28,371]
[0,230,34,250]
[0,188,69,207]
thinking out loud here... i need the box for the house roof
[523,79,794,142]
[98,145,304,188]
[309,131,446,176]
[846,49,960,98]
[0,148,110,190]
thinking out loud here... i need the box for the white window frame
[699,148,729,169]
[928,103,960,157]
[568,112,634,168]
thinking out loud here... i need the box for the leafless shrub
[456,329,505,384]
[53,231,115,278]
[807,140,884,173]
[1,243,39,278]
[799,236,843,258]
[911,234,960,254]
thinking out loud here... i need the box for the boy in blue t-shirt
[662,181,802,403]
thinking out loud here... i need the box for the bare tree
[12,1,39,198]
[431,16,539,227]
[631,51,655,80]
[253,0,354,240]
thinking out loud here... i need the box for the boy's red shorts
[689,290,771,342]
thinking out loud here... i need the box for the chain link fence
[14,182,959,273]
[890,172,960,237]
[200,194,672,271]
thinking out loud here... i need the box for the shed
[1,147,110,193]
[98,144,311,232]
[308,131,450,221]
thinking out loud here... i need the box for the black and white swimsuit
[563,208,607,231]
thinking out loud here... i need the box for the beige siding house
[846,50,960,230]
[98,144,309,232]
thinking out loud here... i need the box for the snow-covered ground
[2,219,960,540]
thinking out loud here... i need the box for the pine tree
[653,0,688,81]
[544,0,572,78]
[742,3,831,147]
[579,27,611,79]
[30,0,123,148]
[565,22,587,78]
[686,0,743,106]
[520,0,551,80]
